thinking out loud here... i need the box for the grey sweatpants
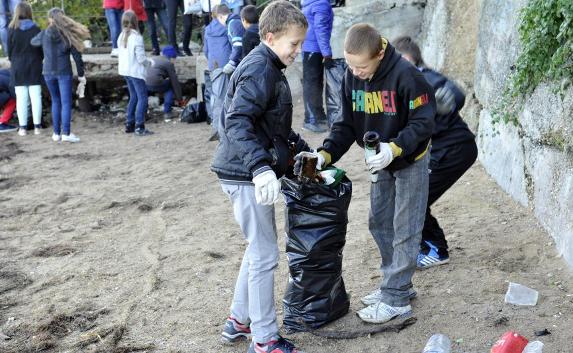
[221,182,280,344]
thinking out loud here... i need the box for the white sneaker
[361,289,383,306]
[357,301,412,324]
[110,48,118,57]
[52,133,61,142]
[61,133,80,143]
[34,127,41,135]
[361,288,417,306]
[18,128,27,136]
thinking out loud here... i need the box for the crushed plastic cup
[504,282,538,306]
[523,341,544,353]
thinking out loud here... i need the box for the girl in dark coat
[8,1,43,136]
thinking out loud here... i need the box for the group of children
[0,1,190,139]
[0,2,89,142]
[212,1,477,353]
[0,1,476,351]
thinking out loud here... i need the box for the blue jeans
[104,8,123,49]
[0,0,19,54]
[44,75,73,135]
[147,80,174,113]
[369,153,429,307]
[124,76,148,129]
[145,7,168,52]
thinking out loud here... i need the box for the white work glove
[366,143,394,172]
[76,76,87,98]
[435,86,455,115]
[293,150,326,176]
[222,62,236,75]
[252,170,281,205]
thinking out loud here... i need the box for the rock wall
[472,0,573,268]
[331,0,427,58]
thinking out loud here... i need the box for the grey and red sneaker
[247,337,304,353]
[221,317,251,344]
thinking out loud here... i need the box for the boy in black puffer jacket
[211,2,310,352]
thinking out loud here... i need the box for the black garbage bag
[203,70,212,124]
[281,176,352,332]
[325,59,347,126]
[180,101,207,123]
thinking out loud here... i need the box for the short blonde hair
[259,0,307,38]
[344,23,384,58]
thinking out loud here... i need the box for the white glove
[366,143,394,172]
[435,86,455,115]
[293,150,325,176]
[252,170,281,205]
[76,76,87,98]
[222,62,236,75]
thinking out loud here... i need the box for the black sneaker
[221,317,251,344]
[183,48,192,56]
[247,337,304,353]
[125,125,135,133]
[152,49,160,56]
[134,128,154,136]
[0,123,17,133]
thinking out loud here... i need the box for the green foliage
[496,0,573,125]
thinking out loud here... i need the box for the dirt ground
[1,96,572,353]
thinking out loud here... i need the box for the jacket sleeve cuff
[252,164,272,178]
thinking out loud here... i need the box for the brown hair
[9,1,33,29]
[259,0,307,38]
[121,10,138,48]
[344,23,383,58]
[47,8,90,52]
[212,4,230,17]
[393,36,425,67]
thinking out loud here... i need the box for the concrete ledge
[0,52,197,81]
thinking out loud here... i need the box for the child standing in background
[240,5,260,58]
[118,10,154,136]
[8,1,43,136]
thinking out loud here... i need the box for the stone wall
[473,0,573,267]
[331,0,427,58]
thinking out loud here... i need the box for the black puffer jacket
[31,26,85,77]
[211,44,309,182]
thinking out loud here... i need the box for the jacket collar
[261,43,286,70]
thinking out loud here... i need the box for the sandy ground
[1,97,572,353]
